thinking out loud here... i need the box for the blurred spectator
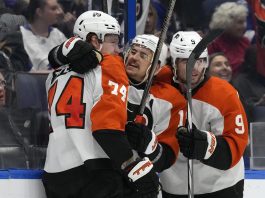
[202,0,237,29]
[232,45,265,122]
[207,52,232,82]
[4,0,29,15]
[144,3,158,34]
[149,0,180,44]
[55,0,76,38]
[0,0,27,40]
[248,0,265,77]
[20,0,66,71]
[150,0,165,27]
[208,2,250,77]
[0,70,6,106]
[0,13,27,67]
[0,7,30,72]
[0,69,13,107]
[0,31,31,71]
[135,0,150,35]
[0,13,27,33]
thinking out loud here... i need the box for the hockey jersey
[127,80,186,161]
[44,54,129,173]
[160,76,248,194]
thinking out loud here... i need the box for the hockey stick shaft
[135,0,176,123]
[186,29,224,198]
[186,29,224,124]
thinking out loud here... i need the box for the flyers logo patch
[93,12,101,17]
[133,160,152,176]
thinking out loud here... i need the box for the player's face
[0,73,6,106]
[144,6,156,34]
[175,58,207,88]
[101,34,121,55]
[125,44,153,82]
[226,16,247,38]
[208,55,232,82]
[40,0,63,26]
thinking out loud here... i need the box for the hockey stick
[135,0,176,123]
[185,29,224,198]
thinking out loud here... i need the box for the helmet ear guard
[73,10,120,42]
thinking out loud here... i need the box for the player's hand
[48,37,103,74]
[123,157,160,197]
[176,126,217,160]
[125,122,158,155]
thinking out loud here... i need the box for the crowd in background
[0,0,264,169]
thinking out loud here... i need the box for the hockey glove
[176,126,217,160]
[48,37,103,74]
[125,122,158,155]
[123,157,160,197]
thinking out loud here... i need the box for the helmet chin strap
[172,65,178,83]
[98,42,103,52]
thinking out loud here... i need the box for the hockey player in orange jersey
[123,34,186,173]
[43,11,160,198]
[49,32,188,173]
[47,30,190,198]
[158,31,249,198]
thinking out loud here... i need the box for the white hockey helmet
[131,34,168,67]
[73,10,120,41]
[170,31,208,65]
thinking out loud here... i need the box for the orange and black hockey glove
[123,157,160,198]
[125,122,158,155]
[177,126,217,160]
[48,37,102,74]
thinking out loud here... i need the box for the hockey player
[123,34,186,173]
[49,32,187,173]
[158,31,248,198]
[42,11,160,198]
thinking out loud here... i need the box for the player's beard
[177,67,206,90]
[191,68,205,88]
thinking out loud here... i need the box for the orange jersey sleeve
[91,54,129,132]
[194,77,249,167]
